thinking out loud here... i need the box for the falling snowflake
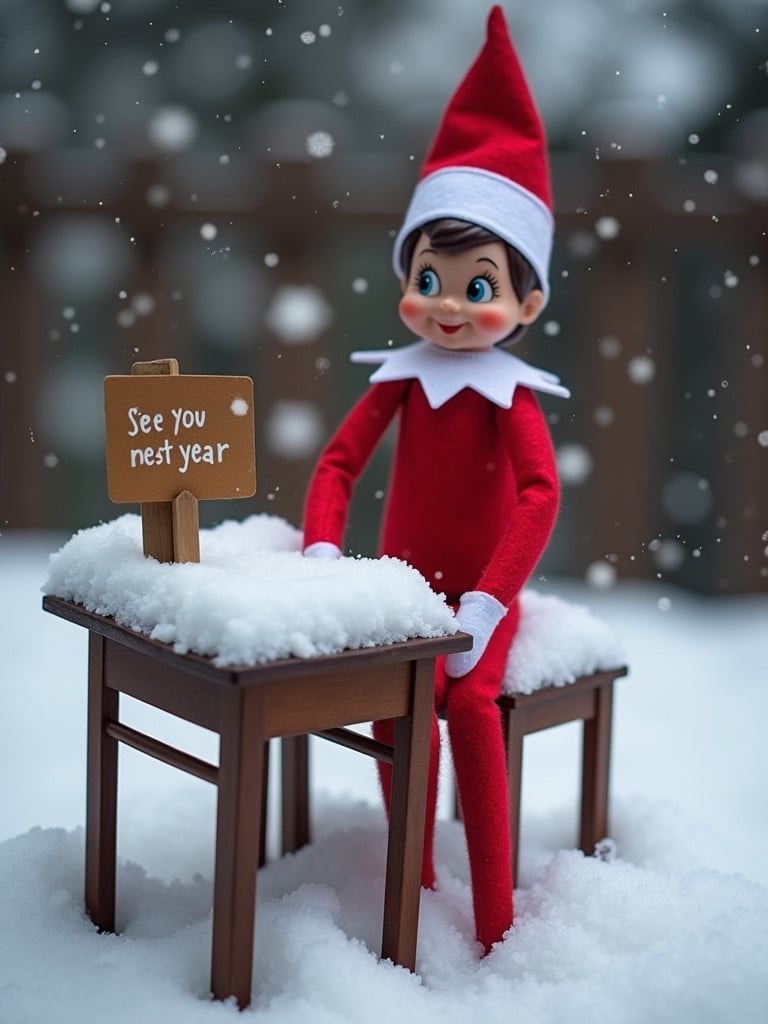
[132,293,155,317]
[230,398,249,417]
[595,216,620,240]
[146,183,172,208]
[585,560,617,589]
[556,443,593,486]
[704,169,719,185]
[266,400,324,459]
[264,252,280,268]
[599,336,621,359]
[200,223,218,241]
[300,31,316,45]
[306,131,334,159]
[265,285,333,343]
[147,106,197,152]
[627,355,656,385]
[352,278,368,294]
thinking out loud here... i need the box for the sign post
[104,358,257,563]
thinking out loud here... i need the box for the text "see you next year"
[127,405,230,475]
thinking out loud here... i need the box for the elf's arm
[447,386,559,676]
[302,379,408,556]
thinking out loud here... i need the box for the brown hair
[400,219,541,343]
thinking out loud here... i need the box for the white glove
[445,591,507,678]
[303,541,342,560]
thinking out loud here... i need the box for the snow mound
[43,514,457,666]
[505,590,626,694]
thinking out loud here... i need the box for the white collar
[351,340,570,410]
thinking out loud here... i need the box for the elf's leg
[372,657,449,890]
[445,601,520,953]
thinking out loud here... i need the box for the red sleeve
[476,387,560,606]
[302,380,408,550]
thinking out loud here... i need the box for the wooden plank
[172,489,200,563]
[131,358,179,375]
[104,639,221,732]
[105,720,218,785]
[42,596,472,687]
[497,668,627,711]
[520,689,597,734]
[139,500,175,562]
[262,663,411,738]
[313,727,394,765]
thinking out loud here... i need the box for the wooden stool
[280,667,627,887]
[486,668,626,885]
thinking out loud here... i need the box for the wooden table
[43,595,470,1009]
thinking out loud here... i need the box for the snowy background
[1,530,767,1022]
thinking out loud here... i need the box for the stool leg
[281,735,310,855]
[580,680,614,855]
[85,633,119,934]
[258,742,269,868]
[505,708,525,890]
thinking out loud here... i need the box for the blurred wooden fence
[1,150,766,593]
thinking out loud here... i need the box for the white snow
[265,400,324,459]
[306,130,335,159]
[503,591,624,695]
[264,284,333,344]
[1,529,767,1023]
[43,515,457,665]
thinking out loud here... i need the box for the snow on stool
[503,589,626,695]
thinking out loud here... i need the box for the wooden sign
[104,373,256,504]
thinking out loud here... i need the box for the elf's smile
[436,322,465,335]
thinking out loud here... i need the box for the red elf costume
[302,6,569,954]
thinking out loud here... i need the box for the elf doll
[302,6,569,954]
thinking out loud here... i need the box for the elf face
[399,233,543,351]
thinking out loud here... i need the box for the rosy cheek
[475,306,511,332]
[399,295,423,322]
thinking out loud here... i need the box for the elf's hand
[445,591,507,678]
[303,541,342,560]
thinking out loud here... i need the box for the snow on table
[43,514,457,666]
[43,513,624,685]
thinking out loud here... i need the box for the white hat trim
[392,166,554,304]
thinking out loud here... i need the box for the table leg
[85,633,119,933]
[505,709,525,889]
[211,688,265,1010]
[580,681,614,855]
[281,734,310,855]
[381,657,433,971]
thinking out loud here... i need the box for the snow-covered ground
[1,529,767,1023]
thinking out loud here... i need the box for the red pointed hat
[392,6,554,303]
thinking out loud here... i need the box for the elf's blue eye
[417,269,440,296]
[467,276,494,303]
